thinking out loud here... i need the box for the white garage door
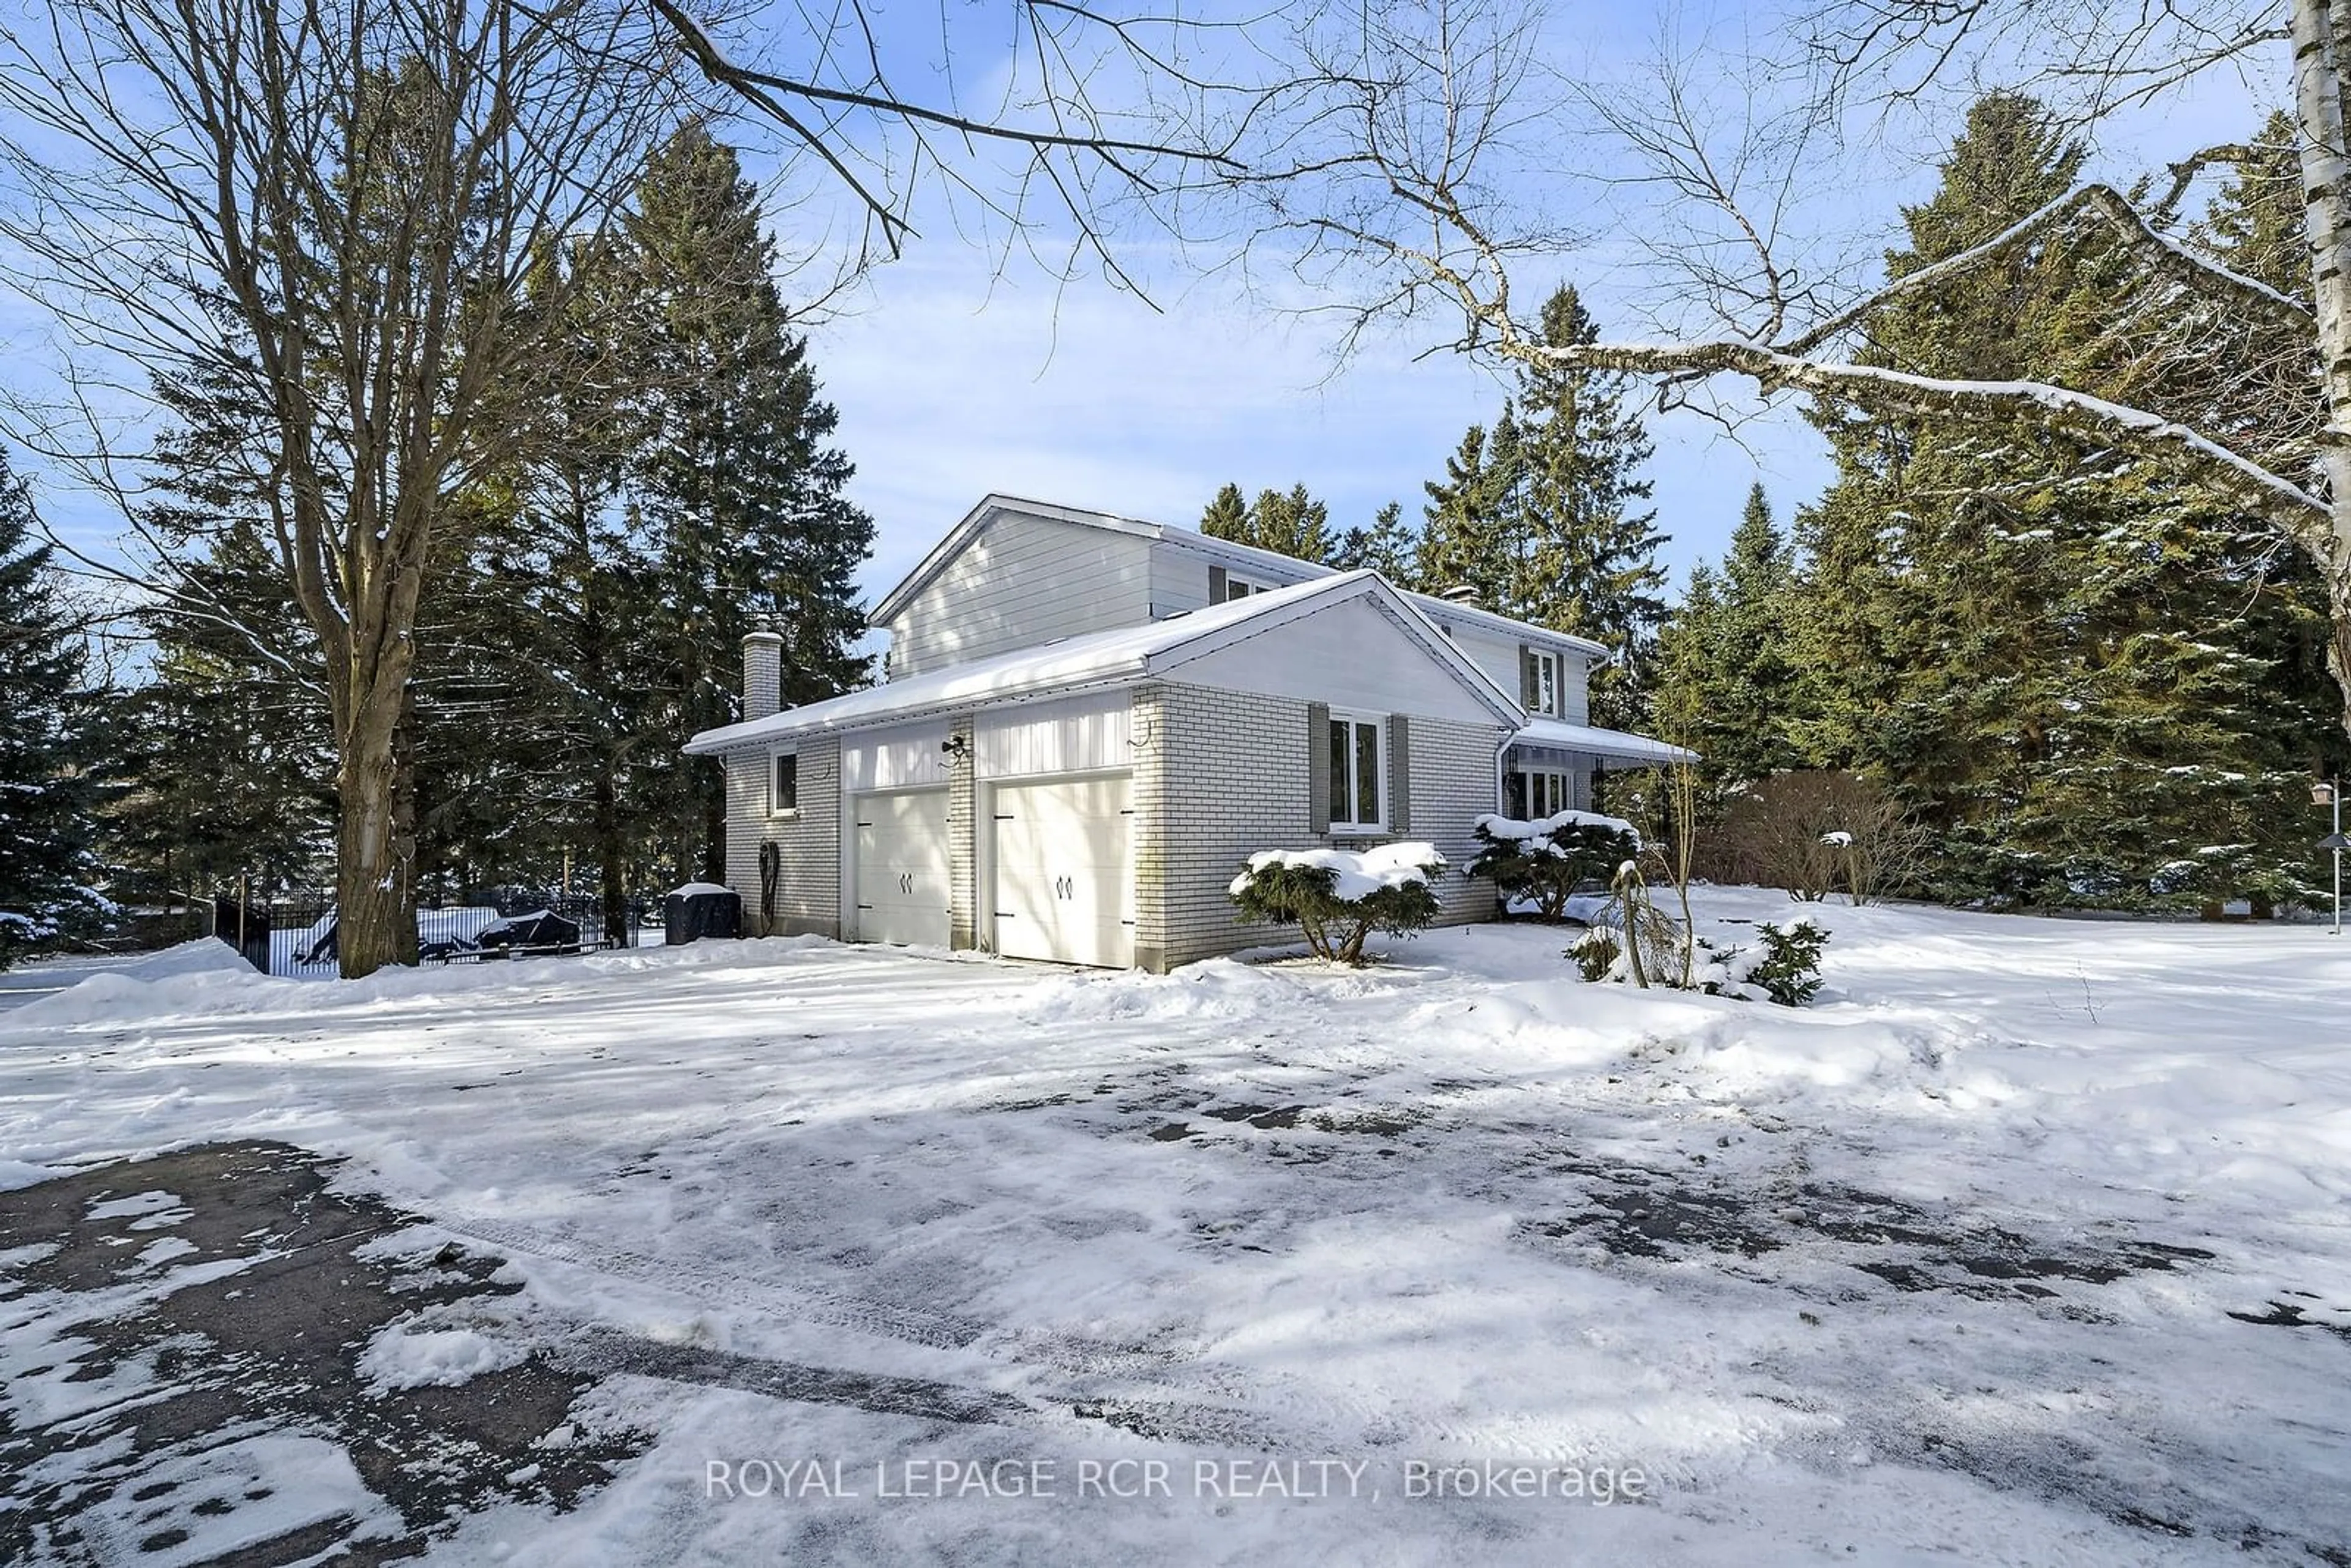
[992,775,1134,969]
[853,788,951,949]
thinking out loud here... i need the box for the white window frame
[1516,768,1570,819]
[1326,710,1388,833]
[1526,649,1561,717]
[1224,575,1272,602]
[768,747,801,818]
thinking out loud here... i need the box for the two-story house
[683,495,1686,971]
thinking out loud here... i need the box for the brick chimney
[742,627,784,722]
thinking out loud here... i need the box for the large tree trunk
[595,761,628,949]
[2291,0,2351,746]
[333,722,407,980]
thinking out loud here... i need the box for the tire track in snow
[432,1212,1480,1453]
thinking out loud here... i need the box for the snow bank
[1229,841,1445,901]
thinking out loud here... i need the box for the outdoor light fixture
[940,735,970,761]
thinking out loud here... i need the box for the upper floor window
[1326,711,1385,832]
[1521,648,1561,716]
[1224,576,1270,601]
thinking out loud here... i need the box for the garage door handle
[855,902,874,910]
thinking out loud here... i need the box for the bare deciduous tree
[1253,0,2351,748]
[0,0,696,975]
[0,0,1275,977]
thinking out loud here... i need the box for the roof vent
[1439,584,1482,606]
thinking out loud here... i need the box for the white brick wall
[722,735,842,936]
[1134,682,1507,970]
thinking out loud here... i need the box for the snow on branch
[1538,339,2328,542]
[1782,183,2312,356]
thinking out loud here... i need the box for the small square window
[771,752,798,815]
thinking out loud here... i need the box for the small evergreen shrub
[1570,925,1620,983]
[1470,811,1642,921]
[1229,842,1446,966]
[1743,918,1828,1006]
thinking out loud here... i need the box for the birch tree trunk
[2293,0,2351,738]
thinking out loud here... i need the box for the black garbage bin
[664,883,742,945]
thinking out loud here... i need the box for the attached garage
[989,773,1134,969]
[852,787,951,948]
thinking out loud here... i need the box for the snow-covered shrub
[1229,842,1446,966]
[1741,918,1828,1006]
[1571,906,1829,1007]
[1469,809,1641,921]
[1570,925,1619,982]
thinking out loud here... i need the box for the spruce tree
[1667,485,1802,793]
[1511,285,1667,728]
[1790,94,2341,907]
[1248,485,1332,563]
[1193,482,1333,564]
[1200,482,1250,544]
[628,122,876,883]
[1330,501,1417,579]
[1417,424,1511,605]
[0,452,107,966]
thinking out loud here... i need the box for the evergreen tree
[0,452,107,966]
[1193,482,1333,564]
[628,122,876,883]
[1659,485,1802,796]
[1417,424,1511,604]
[1511,285,1667,727]
[1790,94,2341,907]
[1330,501,1418,579]
[1248,484,1332,563]
[1200,482,1250,544]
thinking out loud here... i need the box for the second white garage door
[853,787,951,949]
[991,775,1134,969]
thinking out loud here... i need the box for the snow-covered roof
[686,571,1526,755]
[866,493,1610,658]
[1512,716,1697,767]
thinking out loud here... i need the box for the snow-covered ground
[4,889,2349,1564]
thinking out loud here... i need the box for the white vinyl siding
[877,509,1154,678]
[1173,596,1493,721]
[1147,539,1320,619]
[974,692,1132,778]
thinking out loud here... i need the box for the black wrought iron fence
[211,889,658,978]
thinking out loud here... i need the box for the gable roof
[865,492,1610,658]
[686,570,1526,756]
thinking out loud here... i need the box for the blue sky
[769,0,2282,610]
[5,0,2280,627]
